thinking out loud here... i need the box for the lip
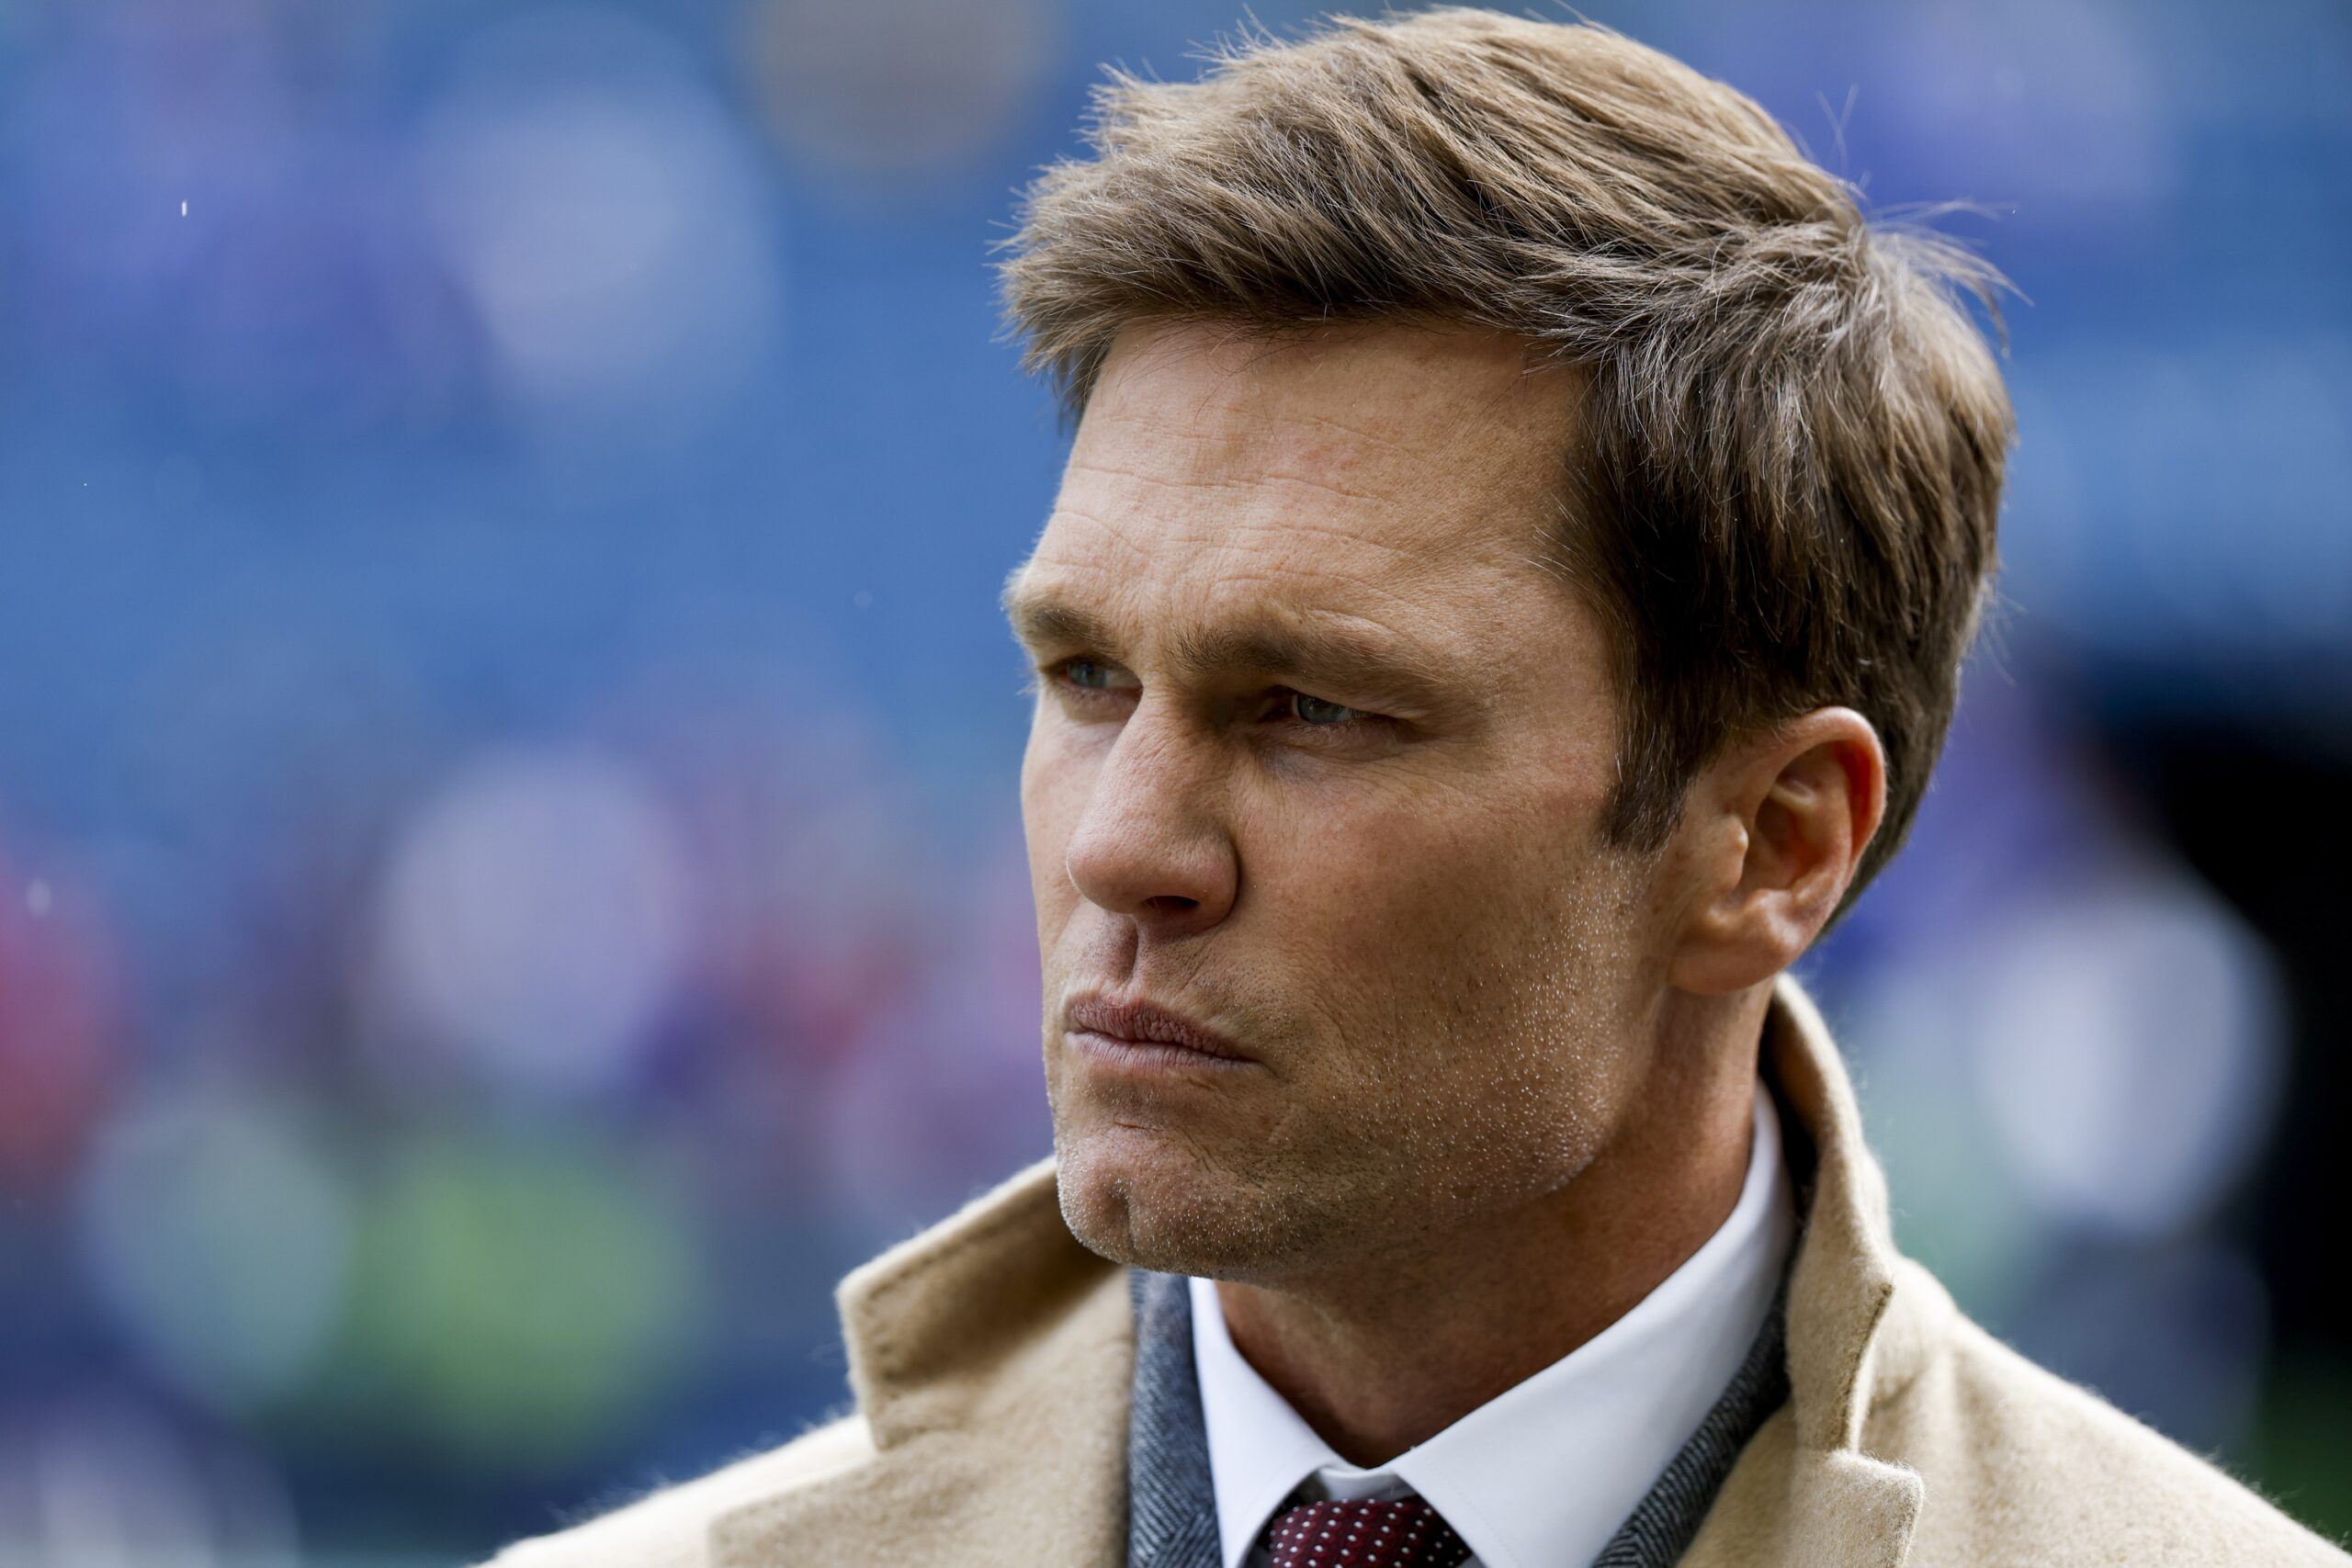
[1064,993,1256,1066]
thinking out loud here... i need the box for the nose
[1060,699,1238,939]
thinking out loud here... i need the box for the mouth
[1063,992,1257,1066]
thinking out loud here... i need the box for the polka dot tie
[1261,1494,1471,1567]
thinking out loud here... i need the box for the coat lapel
[707,1157,1133,1568]
[1679,974,1942,1568]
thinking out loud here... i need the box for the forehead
[1014,321,1582,654]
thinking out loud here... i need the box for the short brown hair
[997,7,2015,909]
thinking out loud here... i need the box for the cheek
[1247,758,1624,1013]
[1279,761,1533,884]
[1248,778,1538,952]
[1020,730,1085,925]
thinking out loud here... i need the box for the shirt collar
[1191,1079,1795,1568]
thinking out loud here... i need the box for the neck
[1212,985,1769,1468]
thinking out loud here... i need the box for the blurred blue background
[0,0,2346,1562]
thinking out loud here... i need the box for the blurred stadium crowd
[0,0,2346,1562]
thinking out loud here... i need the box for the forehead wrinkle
[1079,369,1488,521]
[1059,451,1396,514]
[1110,324,1570,489]
[1065,398,1555,588]
[1048,455,1465,582]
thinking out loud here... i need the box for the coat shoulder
[476,1412,878,1568]
[1872,1282,2348,1566]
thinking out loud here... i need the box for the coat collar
[1739,974,1941,1568]
[710,971,1942,1568]
[708,1145,1134,1568]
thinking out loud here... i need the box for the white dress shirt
[1191,1080,1795,1568]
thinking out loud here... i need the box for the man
[487,10,2346,1566]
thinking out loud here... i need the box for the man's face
[1009,320,1668,1287]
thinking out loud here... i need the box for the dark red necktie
[1261,1494,1472,1567]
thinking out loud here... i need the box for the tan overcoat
[485,975,2348,1566]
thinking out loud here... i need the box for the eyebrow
[1001,570,1474,716]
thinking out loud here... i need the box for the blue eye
[1288,692,1362,726]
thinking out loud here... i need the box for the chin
[1052,1121,1268,1278]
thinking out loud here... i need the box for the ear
[1665,707,1888,996]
